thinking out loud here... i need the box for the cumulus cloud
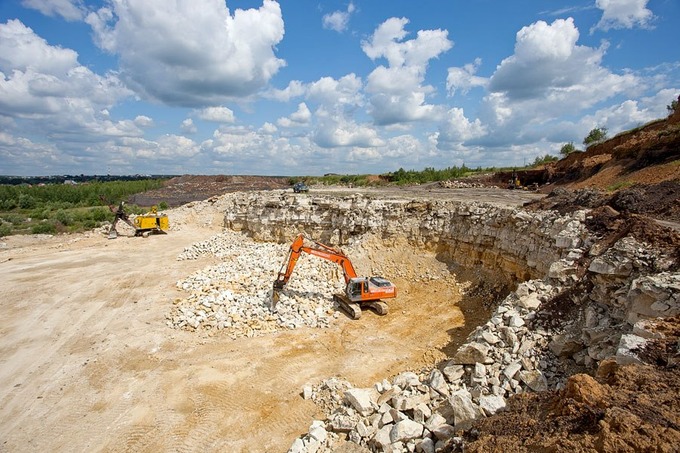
[446,58,487,96]
[322,2,356,32]
[361,18,452,125]
[436,108,487,150]
[313,117,384,148]
[181,118,197,134]
[487,18,638,110]
[264,80,306,102]
[307,74,364,108]
[197,106,236,123]
[85,0,285,106]
[134,115,153,128]
[0,20,133,136]
[277,102,311,127]
[593,0,654,32]
[21,0,84,21]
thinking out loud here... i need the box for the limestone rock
[344,388,375,416]
[616,334,647,365]
[448,389,484,427]
[478,394,506,416]
[390,419,424,443]
[453,342,490,365]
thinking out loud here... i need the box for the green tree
[532,154,558,166]
[667,98,679,115]
[559,142,576,156]
[583,127,608,147]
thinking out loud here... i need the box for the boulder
[344,388,375,416]
[448,389,484,427]
[478,394,506,416]
[390,419,424,443]
[453,342,490,364]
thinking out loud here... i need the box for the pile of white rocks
[438,180,487,189]
[167,231,346,338]
[289,279,567,453]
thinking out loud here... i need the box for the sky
[0,0,678,176]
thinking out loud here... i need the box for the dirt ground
[0,189,522,452]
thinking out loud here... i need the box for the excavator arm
[271,234,396,318]
[273,234,357,291]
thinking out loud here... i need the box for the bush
[91,207,110,222]
[0,223,11,237]
[559,142,576,156]
[54,209,73,226]
[158,201,168,210]
[17,193,36,209]
[0,214,24,225]
[31,221,57,235]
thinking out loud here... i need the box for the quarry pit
[1,185,678,452]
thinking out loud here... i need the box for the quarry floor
[0,188,543,452]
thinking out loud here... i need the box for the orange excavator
[272,234,397,319]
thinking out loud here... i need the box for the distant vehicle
[293,182,309,193]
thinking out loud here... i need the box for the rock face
[223,192,588,283]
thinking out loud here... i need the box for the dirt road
[0,197,489,452]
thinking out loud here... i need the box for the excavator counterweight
[272,234,396,319]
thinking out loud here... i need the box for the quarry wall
[223,192,588,284]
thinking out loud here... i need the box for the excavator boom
[272,234,396,319]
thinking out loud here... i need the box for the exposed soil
[128,174,290,207]
[456,363,680,453]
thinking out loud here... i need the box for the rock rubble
[168,230,346,337]
[288,279,567,452]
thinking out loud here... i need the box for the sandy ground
[0,193,510,452]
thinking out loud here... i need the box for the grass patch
[606,181,634,192]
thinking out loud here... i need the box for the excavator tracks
[363,300,389,316]
[333,294,362,320]
[333,294,389,319]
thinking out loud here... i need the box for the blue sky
[0,0,678,176]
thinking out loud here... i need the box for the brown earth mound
[453,362,680,453]
[128,174,290,207]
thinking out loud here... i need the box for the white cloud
[593,0,654,32]
[134,115,153,128]
[436,108,487,150]
[260,122,278,134]
[446,58,487,96]
[487,18,638,110]
[278,102,312,127]
[361,17,452,68]
[264,80,306,102]
[21,0,84,21]
[322,2,356,32]
[85,0,285,106]
[361,18,452,126]
[0,20,133,134]
[181,118,197,134]
[307,74,364,108]
[313,117,384,148]
[197,106,236,123]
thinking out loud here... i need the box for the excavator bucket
[108,228,118,240]
[271,283,282,312]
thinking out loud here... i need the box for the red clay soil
[452,362,680,453]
